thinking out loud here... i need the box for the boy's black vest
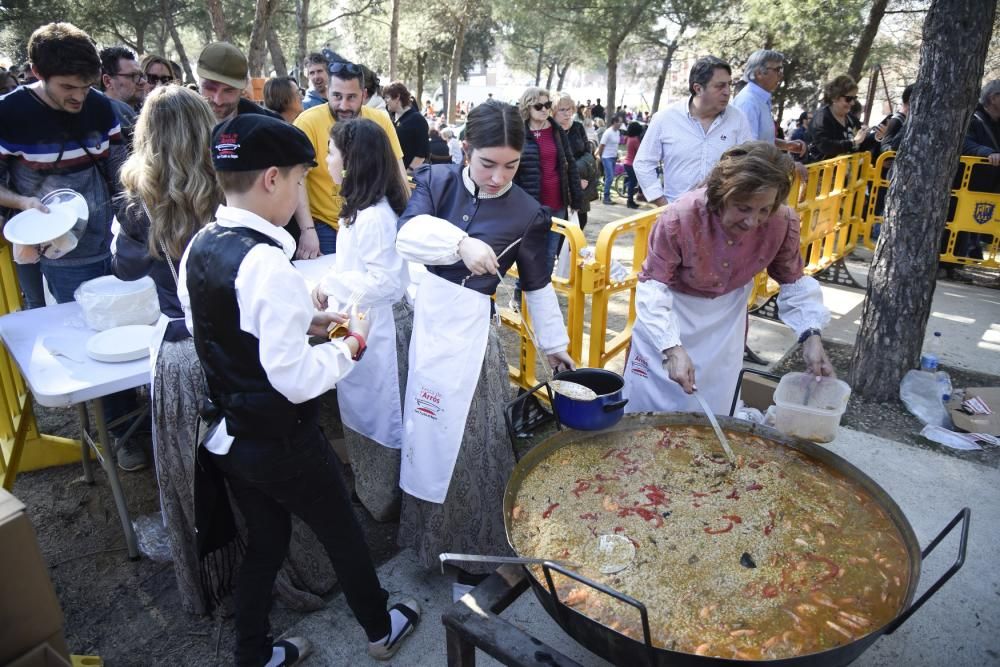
[187,224,317,439]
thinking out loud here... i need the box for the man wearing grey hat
[196,41,281,123]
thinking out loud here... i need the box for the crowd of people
[0,21,996,667]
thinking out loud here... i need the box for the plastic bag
[132,512,173,562]
[74,275,160,331]
[900,369,953,428]
[553,211,582,281]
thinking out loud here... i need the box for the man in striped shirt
[0,22,126,308]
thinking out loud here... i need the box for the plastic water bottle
[936,371,953,402]
[920,331,942,371]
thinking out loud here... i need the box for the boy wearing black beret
[179,114,419,666]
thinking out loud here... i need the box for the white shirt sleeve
[236,244,356,404]
[776,276,831,337]
[524,283,569,354]
[318,207,404,308]
[634,279,682,352]
[735,108,755,144]
[634,112,665,202]
[396,213,468,265]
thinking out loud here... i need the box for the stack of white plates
[85,325,155,363]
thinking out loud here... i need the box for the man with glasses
[634,56,752,206]
[99,46,144,140]
[196,42,281,123]
[733,49,806,158]
[292,60,403,257]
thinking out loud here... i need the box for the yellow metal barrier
[500,217,588,389]
[865,153,1000,268]
[586,208,660,369]
[0,243,82,490]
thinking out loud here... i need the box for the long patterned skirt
[344,300,413,522]
[153,338,337,615]
[397,326,515,573]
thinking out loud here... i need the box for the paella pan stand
[442,505,967,667]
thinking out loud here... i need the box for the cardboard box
[948,387,1000,436]
[7,642,73,667]
[0,489,70,665]
[739,372,780,413]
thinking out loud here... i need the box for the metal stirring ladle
[693,391,737,466]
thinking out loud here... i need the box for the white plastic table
[0,302,150,559]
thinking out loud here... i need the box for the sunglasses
[531,101,552,111]
[329,61,362,76]
[145,74,173,85]
[842,95,858,103]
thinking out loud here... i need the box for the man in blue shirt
[733,49,806,158]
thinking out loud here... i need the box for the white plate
[41,188,88,222]
[2,206,76,245]
[85,325,155,363]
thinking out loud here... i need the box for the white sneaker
[268,637,310,666]
[368,598,421,661]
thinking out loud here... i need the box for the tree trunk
[545,61,555,90]
[447,0,475,124]
[606,40,619,113]
[848,0,997,400]
[534,44,545,86]
[205,0,229,41]
[248,0,281,77]
[556,59,571,92]
[163,0,195,83]
[651,35,681,113]
[848,0,891,82]
[267,26,288,77]
[296,0,311,84]
[389,0,401,80]
[416,51,427,110]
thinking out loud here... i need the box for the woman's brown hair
[704,141,793,215]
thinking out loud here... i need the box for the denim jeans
[315,223,337,255]
[602,157,617,201]
[15,262,45,309]
[624,164,638,202]
[210,422,390,666]
[41,257,139,435]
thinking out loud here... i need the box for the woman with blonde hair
[623,141,835,415]
[113,85,337,616]
[513,86,581,284]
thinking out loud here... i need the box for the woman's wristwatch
[344,331,367,361]
[798,328,822,344]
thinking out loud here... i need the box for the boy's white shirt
[178,204,355,455]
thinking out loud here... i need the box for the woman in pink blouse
[623,141,835,415]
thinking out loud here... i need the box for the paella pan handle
[540,561,656,666]
[729,367,781,417]
[503,380,560,447]
[884,507,971,635]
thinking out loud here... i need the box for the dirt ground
[10,203,999,665]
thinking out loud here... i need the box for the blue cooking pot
[550,368,628,431]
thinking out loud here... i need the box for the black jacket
[963,104,1000,157]
[805,106,877,163]
[564,120,598,209]
[514,117,582,212]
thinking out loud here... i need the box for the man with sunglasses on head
[634,56,753,207]
[99,46,144,141]
[196,42,281,123]
[733,49,806,158]
[292,59,404,258]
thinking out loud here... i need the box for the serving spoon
[693,391,737,467]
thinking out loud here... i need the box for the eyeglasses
[531,101,552,111]
[555,106,574,114]
[111,71,146,84]
[145,74,173,85]
[765,65,784,73]
[329,61,362,76]
[842,95,858,103]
